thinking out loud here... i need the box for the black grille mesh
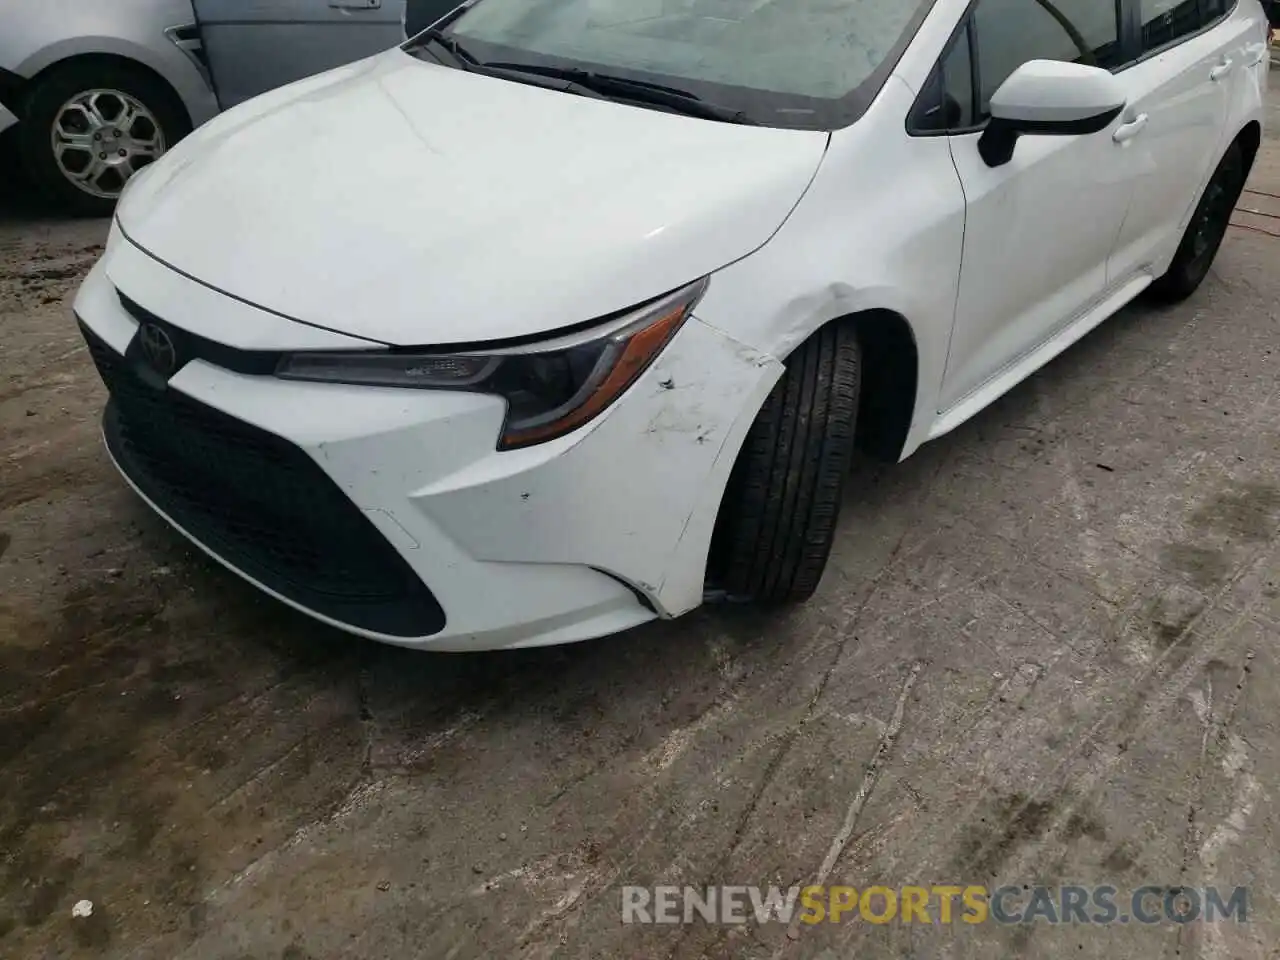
[84,322,446,638]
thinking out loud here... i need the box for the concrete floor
[2,98,1279,960]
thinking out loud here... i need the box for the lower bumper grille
[83,322,446,639]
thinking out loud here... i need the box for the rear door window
[1138,0,1215,53]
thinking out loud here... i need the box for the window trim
[1127,0,1240,67]
[905,18,981,135]
[905,0,1239,139]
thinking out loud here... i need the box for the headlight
[276,277,708,450]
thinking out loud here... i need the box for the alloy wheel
[50,89,166,200]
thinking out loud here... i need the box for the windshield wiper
[408,32,609,101]
[410,28,483,69]
[479,63,757,125]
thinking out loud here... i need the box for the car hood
[117,51,829,346]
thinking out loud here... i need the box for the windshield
[435,0,934,129]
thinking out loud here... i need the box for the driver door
[404,0,467,36]
[194,0,408,109]
[934,0,1135,412]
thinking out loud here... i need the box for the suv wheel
[1148,141,1245,302]
[19,61,190,217]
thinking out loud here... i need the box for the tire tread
[716,323,861,603]
[1148,141,1245,303]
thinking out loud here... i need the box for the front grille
[83,322,446,639]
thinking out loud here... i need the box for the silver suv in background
[0,1,460,216]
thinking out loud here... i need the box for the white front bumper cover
[73,237,783,652]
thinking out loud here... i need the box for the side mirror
[978,59,1126,167]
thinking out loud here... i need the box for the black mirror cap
[977,104,1124,168]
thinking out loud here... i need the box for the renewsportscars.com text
[621,884,1248,926]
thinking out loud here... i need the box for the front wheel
[1148,141,1245,302]
[708,323,861,603]
[19,61,190,217]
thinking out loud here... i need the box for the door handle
[1209,58,1233,81]
[1244,43,1268,67]
[329,0,380,9]
[1112,113,1149,144]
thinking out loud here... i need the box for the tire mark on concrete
[661,635,844,960]
[212,778,390,896]
[1181,650,1258,960]
[515,815,671,955]
[782,659,923,947]
[147,663,353,752]
[859,535,1270,906]
[947,547,1269,888]
[205,735,315,814]
[662,509,931,958]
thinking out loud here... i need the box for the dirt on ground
[2,101,1280,960]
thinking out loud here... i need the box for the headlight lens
[275,277,708,450]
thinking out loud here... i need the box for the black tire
[1148,141,1245,303]
[709,323,861,603]
[19,60,190,217]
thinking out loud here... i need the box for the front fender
[691,78,966,463]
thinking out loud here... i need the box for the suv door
[1106,0,1265,286]
[194,0,407,110]
[404,0,466,36]
[923,0,1136,412]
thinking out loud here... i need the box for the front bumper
[73,233,783,651]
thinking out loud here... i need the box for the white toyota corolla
[75,0,1268,651]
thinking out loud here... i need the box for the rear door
[403,0,467,36]
[194,0,407,110]
[1105,0,1260,286]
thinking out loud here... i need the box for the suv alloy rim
[50,89,166,200]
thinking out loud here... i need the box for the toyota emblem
[138,322,178,377]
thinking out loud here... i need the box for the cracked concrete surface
[2,91,1280,960]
